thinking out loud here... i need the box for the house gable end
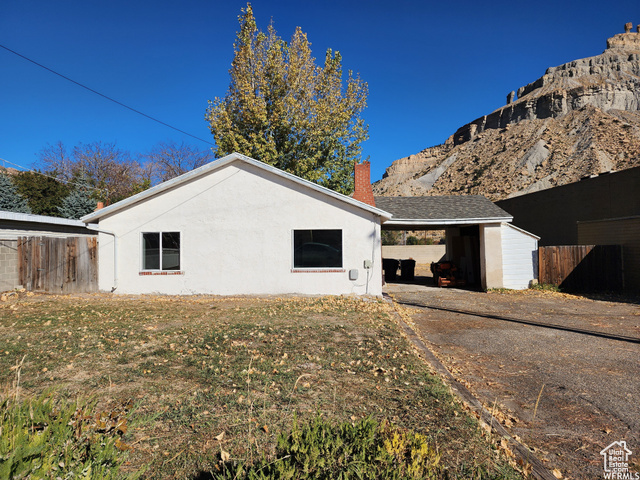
[83,154,391,224]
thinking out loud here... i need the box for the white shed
[500,223,539,289]
[81,153,391,296]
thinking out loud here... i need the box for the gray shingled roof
[374,195,511,221]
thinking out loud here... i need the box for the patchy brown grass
[0,293,522,479]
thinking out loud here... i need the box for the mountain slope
[374,27,640,200]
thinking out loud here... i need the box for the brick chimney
[353,161,376,207]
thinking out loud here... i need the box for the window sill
[291,268,346,273]
[139,271,184,276]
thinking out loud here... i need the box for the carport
[375,196,515,290]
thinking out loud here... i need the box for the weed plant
[529,283,561,293]
[0,390,141,479]
[214,416,442,479]
[212,416,516,479]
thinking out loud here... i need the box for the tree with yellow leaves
[206,4,369,195]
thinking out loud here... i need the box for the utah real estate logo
[600,441,639,479]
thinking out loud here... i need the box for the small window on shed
[142,232,180,271]
[293,230,342,268]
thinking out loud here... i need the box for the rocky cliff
[374,25,640,200]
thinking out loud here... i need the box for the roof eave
[502,222,540,240]
[383,216,513,226]
[0,211,87,228]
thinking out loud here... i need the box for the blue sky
[1,1,637,182]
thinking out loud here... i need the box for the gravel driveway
[386,284,640,480]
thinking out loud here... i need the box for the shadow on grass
[192,472,214,480]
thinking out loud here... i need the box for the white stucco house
[80,153,391,296]
[1,153,539,295]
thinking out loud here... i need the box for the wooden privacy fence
[538,245,623,292]
[18,236,98,293]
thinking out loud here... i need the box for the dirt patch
[389,287,640,479]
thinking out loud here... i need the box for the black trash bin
[382,258,399,282]
[400,259,416,281]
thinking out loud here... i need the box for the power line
[0,43,215,146]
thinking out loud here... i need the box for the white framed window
[293,229,343,268]
[142,232,181,271]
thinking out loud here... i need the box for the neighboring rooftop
[0,211,92,239]
[0,210,86,227]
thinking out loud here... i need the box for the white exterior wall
[381,245,446,265]
[501,223,538,289]
[96,161,383,296]
[479,223,504,290]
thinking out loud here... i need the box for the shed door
[501,225,537,290]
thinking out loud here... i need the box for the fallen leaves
[115,437,131,451]
[499,437,514,458]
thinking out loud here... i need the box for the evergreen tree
[206,4,369,195]
[57,177,96,219]
[13,170,70,217]
[0,173,31,213]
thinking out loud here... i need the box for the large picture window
[293,229,342,268]
[142,232,181,271]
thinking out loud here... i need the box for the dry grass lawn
[0,292,522,479]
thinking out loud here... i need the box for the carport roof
[375,195,512,228]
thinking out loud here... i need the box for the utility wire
[0,43,215,146]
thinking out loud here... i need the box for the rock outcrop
[454,29,640,146]
[374,26,640,200]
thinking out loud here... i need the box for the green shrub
[406,235,421,245]
[529,282,561,293]
[0,392,142,479]
[212,416,443,479]
[382,231,401,246]
[406,236,435,246]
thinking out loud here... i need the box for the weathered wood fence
[538,245,623,292]
[18,236,98,293]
